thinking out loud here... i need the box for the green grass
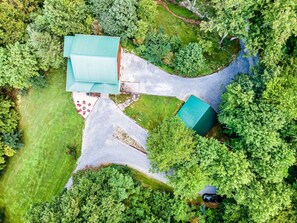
[124,95,183,131]
[90,164,173,192]
[129,168,173,192]
[124,4,240,77]
[166,0,200,20]
[110,94,132,104]
[0,68,84,223]
[152,4,240,76]
[154,5,200,45]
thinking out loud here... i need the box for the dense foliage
[0,93,20,171]
[28,166,197,222]
[201,0,297,67]
[174,42,206,76]
[146,117,196,173]
[138,31,181,65]
[147,56,297,221]
[147,118,252,200]
[0,43,40,89]
[0,0,42,45]
[27,30,64,71]
[41,0,92,37]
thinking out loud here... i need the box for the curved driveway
[66,43,258,188]
[121,42,258,111]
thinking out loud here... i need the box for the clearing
[124,95,183,131]
[0,69,84,223]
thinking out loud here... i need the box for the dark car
[202,193,223,203]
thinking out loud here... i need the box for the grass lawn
[129,168,173,192]
[152,4,240,76]
[110,94,132,104]
[165,0,200,20]
[124,95,183,131]
[0,69,84,223]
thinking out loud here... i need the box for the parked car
[202,193,223,203]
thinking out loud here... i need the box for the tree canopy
[0,43,40,89]
[0,93,20,171]
[146,117,196,173]
[201,0,297,67]
[174,43,207,77]
[28,166,197,223]
[42,0,92,37]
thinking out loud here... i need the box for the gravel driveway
[66,98,167,188]
[121,42,258,111]
[66,42,258,188]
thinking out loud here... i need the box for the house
[177,95,217,136]
[63,34,121,94]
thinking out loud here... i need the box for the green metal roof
[66,60,119,94]
[63,34,120,94]
[64,36,74,57]
[177,95,217,136]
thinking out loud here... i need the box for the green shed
[63,34,121,94]
[177,95,217,136]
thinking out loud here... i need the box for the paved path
[121,42,258,111]
[66,98,167,188]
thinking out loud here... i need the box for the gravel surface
[66,98,167,188]
[120,41,258,111]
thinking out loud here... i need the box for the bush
[28,30,63,71]
[0,43,40,89]
[87,0,114,18]
[101,0,138,38]
[174,42,207,77]
[28,166,197,222]
[0,93,20,171]
[140,31,181,65]
[43,0,92,36]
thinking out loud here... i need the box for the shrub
[28,30,63,71]
[101,0,138,38]
[43,0,92,36]
[87,0,114,18]
[140,31,181,65]
[174,42,207,77]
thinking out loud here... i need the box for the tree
[0,2,27,45]
[28,166,197,222]
[87,0,114,18]
[0,43,40,89]
[193,136,253,196]
[139,31,181,65]
[27,30,63,71]
[133,0,157,44]
[169,164,208,200]
[0,93,20,171]
[201,0,297,67]
[101,0,138,38]
[219,72,296,183]
[231,181,293,223]
[42,0,92,36]
[216,64,296,222]
[174,42,207,77]
[146,117,196,173]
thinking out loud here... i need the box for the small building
[63,34,121,94]
[177,95,217,136]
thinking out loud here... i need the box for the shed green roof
[64,34,121,94]
[177,95,217,136]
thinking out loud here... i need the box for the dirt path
[157,0,201,25]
